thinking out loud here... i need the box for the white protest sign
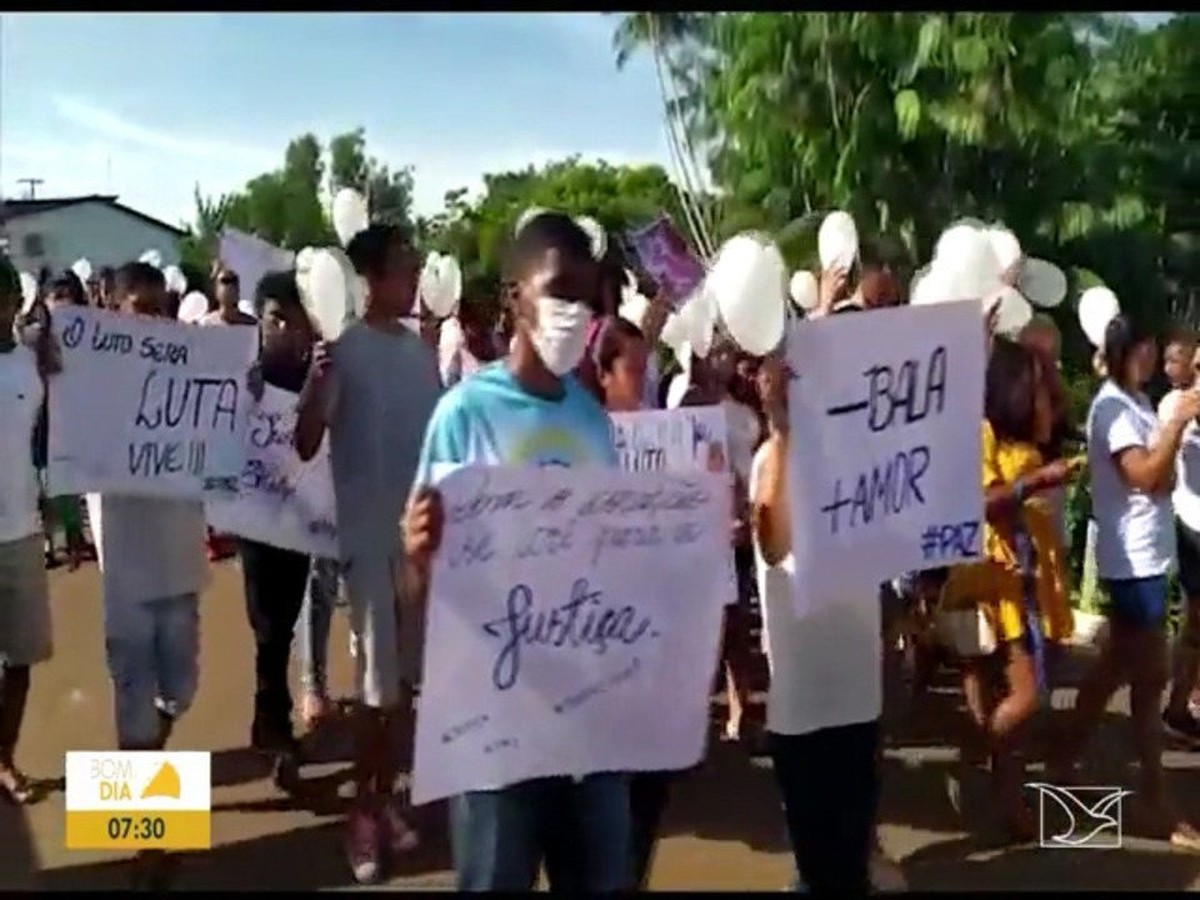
[412,465,731,805]
[610,406,729,472]
[786,300,985,605]
[48,306,258,498]
[204,385,337,557]
[218,228,295,301]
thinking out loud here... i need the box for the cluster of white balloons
[909,220,1067,337]
[788,211,861,313]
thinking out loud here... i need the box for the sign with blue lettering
[48,307,258,498]
[786,300,985,608]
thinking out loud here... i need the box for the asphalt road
[4,561,1200,891]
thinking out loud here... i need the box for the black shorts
[1177,519,1200,599]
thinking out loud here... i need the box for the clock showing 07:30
[64,752,211,851]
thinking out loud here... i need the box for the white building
[0,194,185,278]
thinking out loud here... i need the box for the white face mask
[530,295,592,376]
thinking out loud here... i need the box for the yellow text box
[65,810,211,850]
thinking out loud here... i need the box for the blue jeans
[449,773,632,891]
[104,593,200,748]
[297,558,339,693]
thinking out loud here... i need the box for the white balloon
[71,258,94,283]
[618,283,649,328]
[985,226,1023,273]
[576,216,607,260]
[1078,286,1121,349]
[177,291,209,324]
[989,286,1034,337]
[332,188,370,247]
[295,246,316,305]
[910,268,958,306]
[710,234,787,357]
[659,311,690,360]
[789,270,819,311]
[163,265,188,295]
[433,255,463,317]
[1019,257,1068,309]
[307,249,351,340]
[325,247,366,322]
[138,249,163,269]
[514,206,548,236]
[934,224,1003,301]
[818,211,859,271]
[18,271,38,312]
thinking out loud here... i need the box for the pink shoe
[381,798,420,856]
[345,807,382,884]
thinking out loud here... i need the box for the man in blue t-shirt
[403,212,630,892]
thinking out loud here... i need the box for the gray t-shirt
[325,321,442,564]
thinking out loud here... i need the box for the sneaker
[345,808,382,885]
[1164,710,1200,745]
[381,797,420,856]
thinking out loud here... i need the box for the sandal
[0,767,34,805]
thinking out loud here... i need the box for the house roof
[0,194,187,237]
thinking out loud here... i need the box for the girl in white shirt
[1049,314,1200,849]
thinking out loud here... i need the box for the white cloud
[51,94,274,168]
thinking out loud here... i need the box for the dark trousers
[0,665,31,763]
[769,720,880,894]
[238,539,310,740]
[630,770,674,889]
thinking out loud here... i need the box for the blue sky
[0,13,668,229]
[0,12,1175,233]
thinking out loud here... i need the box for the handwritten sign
[204,385,337,557]
[627,215,706,308]
[786,300,985,605]
[411,465,732,805]
[218,228,295,301]
[48,307,258,498]
[610,406,729,473]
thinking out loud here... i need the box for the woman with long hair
[941,338,1083,838]
[1049,315,1200,848]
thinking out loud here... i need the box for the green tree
[329,127,415,229]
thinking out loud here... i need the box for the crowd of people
[2,209,1200,892]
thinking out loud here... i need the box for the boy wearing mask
[401,212,630,891]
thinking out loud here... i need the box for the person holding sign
[749,352,881,893]
[84,262,211,888]
[294,223,441,884]
[0,257,58,806]
[403,212,630,892]
[1050,315,1200,849]
[234,271,323,794]
[940,338,1082,840]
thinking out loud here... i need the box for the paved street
[4,561,1200,891]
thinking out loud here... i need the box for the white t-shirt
[750,442,882,736]
[1158,388,1200,533]
[1086,380,1175,579]
[0,346,43,544]
[86,494,209,606]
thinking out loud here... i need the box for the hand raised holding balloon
[817,266,851,316]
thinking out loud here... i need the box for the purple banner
[627,215,706,309]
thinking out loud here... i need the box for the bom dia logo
[64,751,211,851]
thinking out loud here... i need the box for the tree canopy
[179,13,1197,371]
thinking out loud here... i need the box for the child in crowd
[86,262,212,889]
